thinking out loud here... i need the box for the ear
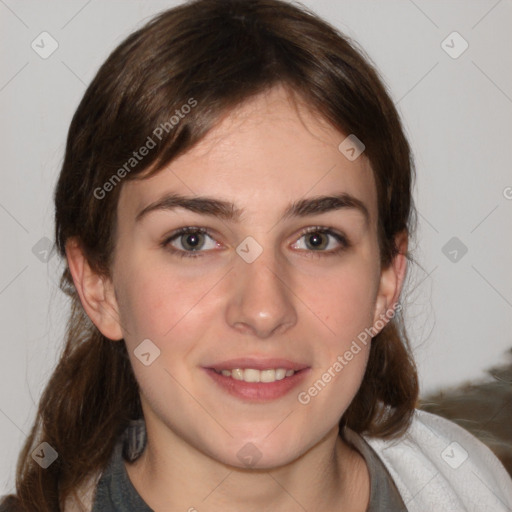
[372,230,408,332]
[65,237,124,341]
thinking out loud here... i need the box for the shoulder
[0,472,103,512]
[62,471,103,512]
[363,409,512,512]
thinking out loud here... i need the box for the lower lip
[203,368,310,402]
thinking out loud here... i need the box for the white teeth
[244,369,260,383]
[275,369,286,380]
[215,368,296,383]
[260,369,275,382]
[231,369,244,380]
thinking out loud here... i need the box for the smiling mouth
[205,365,310,402]
[212,368,296,383]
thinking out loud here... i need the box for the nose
[225,247,298,339]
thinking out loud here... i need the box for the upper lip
[206,358,310,371]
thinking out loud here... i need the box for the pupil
[185,233,202,249]
[308,232,324,249]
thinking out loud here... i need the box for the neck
[125,421,369,512]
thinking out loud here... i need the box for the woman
[1,0,511,510]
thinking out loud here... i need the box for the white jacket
[365,409,512,511]
[65,409,512,511]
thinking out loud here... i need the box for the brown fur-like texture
[420,349,512,476]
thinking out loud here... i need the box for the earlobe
[372,231,408,330]
[65,238,124,341]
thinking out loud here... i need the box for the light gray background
[1,0,511,495]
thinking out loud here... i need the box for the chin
[209,433,312,471]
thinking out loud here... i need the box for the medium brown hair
[2,0,418,510]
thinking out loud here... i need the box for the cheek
[302,259,378,346]
[116,275,169,340]
[116,269,208,399]
[115,259,220,347]
[295,263,376,425]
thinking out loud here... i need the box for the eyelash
[160,226,351,259]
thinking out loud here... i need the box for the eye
[161,225,350,259]
[291,226,350,257]
[161,227,220,258]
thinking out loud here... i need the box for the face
[92,85,398,469]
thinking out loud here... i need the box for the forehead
[118,86,378,226]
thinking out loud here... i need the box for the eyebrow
[135,192,370,226]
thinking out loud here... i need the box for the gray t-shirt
[90,419,407,511]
